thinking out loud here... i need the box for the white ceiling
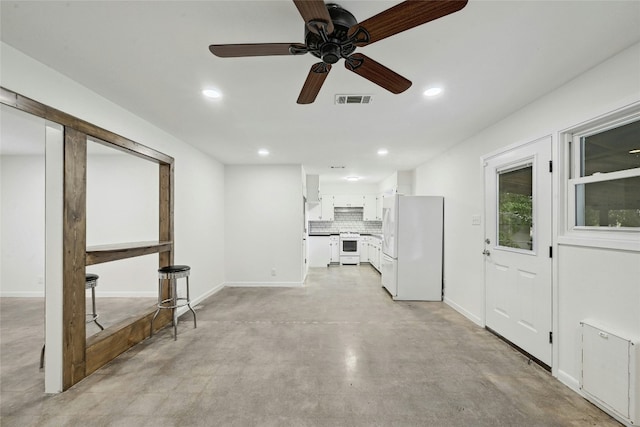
[2,1,639,183]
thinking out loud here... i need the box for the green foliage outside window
[499,193,533,250]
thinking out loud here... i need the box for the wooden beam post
[62,127,87,389]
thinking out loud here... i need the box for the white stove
[339,232,360,265]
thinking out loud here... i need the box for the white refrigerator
[381,195,444,301]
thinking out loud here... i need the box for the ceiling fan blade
[293,0,334,35]
[209,43,307,58]
[297,62,332,104]
[348,0,468,46]
[345,53,411,94]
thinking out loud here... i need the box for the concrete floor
[1,265,619,426]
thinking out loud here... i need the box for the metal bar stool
[40,273,104,369]
[150,265,197,340]
[85,273,104,330]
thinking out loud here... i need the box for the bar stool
[40,273,104,369]
[150,265,197,340]
[85,273,104,331]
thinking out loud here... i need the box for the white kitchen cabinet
[307,202,322,221]
[360,236,369,263]
[308,236,330,267]
[376,194,383,221]
[368,240,375,266]
[333,194,365,208]
[329,235,340,263]
[368,236,382,272]
[320,195,335,221]
[363,195,377,220]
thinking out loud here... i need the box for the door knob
[485,238,491,244]
[482,249,491,256]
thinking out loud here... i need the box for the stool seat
[85,273,99,289]
[158,265,190,274]
[151,264,196,340]
[158,265,190,279]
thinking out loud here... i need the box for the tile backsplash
[309,207,382,234]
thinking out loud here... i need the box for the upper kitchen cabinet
[321,195,335,221]
[333,195,365,208]
[307,201,322,221]
[363,195,378,221]
[307,195,334,221]
[306,174,320,203]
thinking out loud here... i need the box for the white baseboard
[557,369,634,427]
[557,369,580,392]
[91,291,157,298]
[0,291,45,298]
[175,282,224,316]
[0,291,157,298]
[443,296,483,327]
[224,281,303,288]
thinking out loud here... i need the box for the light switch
[471,215,481,225]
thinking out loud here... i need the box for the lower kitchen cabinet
[368,236,382,272]
[310,235,381,269]
[360,236,369,263]
[308,236,330,267]
[329,235,340,264]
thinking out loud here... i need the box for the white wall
[378,170,414,195]
[225,165,303,285]
[0,41,226,305]
[0,155,45,296]
[84,152,159,296]
[320,182,379,195]
[413,41,640,395]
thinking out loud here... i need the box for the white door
[483,136,552,365]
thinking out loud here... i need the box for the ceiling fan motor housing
[305,3,358,64]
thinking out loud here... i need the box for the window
[498,165,533,250]
[568,114,640,230]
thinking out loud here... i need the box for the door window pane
[498,166,533,250]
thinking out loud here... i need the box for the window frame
[560,103,640,251]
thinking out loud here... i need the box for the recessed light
[258,149,269,156]
[377,148,388,156]
[202,89,222,99]
[423,87,443,97]
[345,176,361,182]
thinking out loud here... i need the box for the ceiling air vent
[335,94,373,105]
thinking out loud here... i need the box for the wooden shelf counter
[86,241,172,266]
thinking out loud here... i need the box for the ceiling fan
[209,0,468,104]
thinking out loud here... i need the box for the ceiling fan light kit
[209,0,468,104]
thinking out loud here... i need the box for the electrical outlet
[271,268,276,277]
